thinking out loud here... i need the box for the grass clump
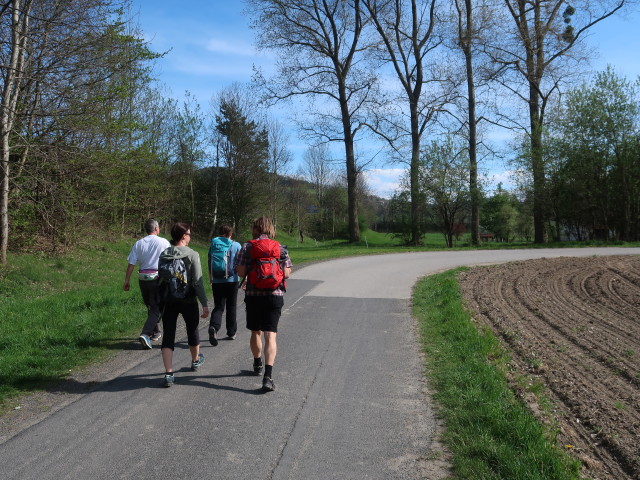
[413,268,581,480]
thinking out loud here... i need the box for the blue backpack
[209,237,234,279]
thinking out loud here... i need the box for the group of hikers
[122,216,292,392]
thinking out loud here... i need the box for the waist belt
[138,272,159,281]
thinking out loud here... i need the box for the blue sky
[130,1,640,198]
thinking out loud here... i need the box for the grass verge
[413,268,582,480]
[0,240,145,411]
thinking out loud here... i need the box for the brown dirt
[458,254,640,480]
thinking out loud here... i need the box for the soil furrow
[458,255,640,480]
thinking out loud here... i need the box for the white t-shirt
[127,235,171,271]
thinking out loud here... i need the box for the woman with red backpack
[235,216,292,392]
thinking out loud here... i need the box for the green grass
[0,240,146,406]
[413,269,581,479]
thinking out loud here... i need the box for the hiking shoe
[253,359,264,375]
[163,374,174,387]
[262,376,275,392]
[208,326,218,346]
[138,334,152,350]
[191,353,205,371]
[150,332,162,342]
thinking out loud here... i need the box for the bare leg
[250,330,262,358]
[264,331,277,366]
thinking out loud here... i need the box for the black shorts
[245,295,284,333]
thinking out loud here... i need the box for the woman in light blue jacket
[207,224,242,345]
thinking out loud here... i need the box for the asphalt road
[2,247,639,479]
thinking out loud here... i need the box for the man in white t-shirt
[124,219,171,349]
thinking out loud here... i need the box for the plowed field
[458,255,640,480]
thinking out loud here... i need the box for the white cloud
[206,38,256,57]
[364,168,405,199]
[487,170,515,190]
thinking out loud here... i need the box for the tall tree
[363,0,453,245]
[172,92,207,225]
[0,0,31,263]
[214,89,269,230]
[450,0,498,245]
[495,0,627,243]
[265,117,293,229]
[248,0,378,243]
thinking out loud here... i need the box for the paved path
[1,247,639,479]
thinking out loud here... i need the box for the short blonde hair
[252,216,276,238]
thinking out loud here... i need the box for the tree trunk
[208,139,222,240]
[340,81,360,243]
[345,139,360,243]
[410,102,422,246]
[529,94,546,244]
[0,135,9,265]
[0,0,30,264]
[462,0,480,246]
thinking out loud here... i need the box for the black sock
[264,365,273,378]
[165,372,173,376]
[254,357,262,366]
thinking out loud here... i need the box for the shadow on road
[46,369,266,396]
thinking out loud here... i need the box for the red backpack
[247,238,285,290]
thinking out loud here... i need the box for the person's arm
[235,243,248,278]
[282,249,293,279]
[123,264,135,291]
[190,252,208,307]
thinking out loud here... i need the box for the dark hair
[144,218,159,235]
[219,224,233,237]
[170,222,190,245]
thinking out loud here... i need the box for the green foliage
[419,137,471,247]
[210,91,271,230]
[482,189,520,242]
[548,67,640,241]
[4,4,169,251]
[414,270,581,479]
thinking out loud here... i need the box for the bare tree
[0,0,31,263]
[494,0,627,243]
[247,0,379,243]
[363,0,454,245]
[303,144,334,210]
[451,0,495,245]
[265,117,293,229]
